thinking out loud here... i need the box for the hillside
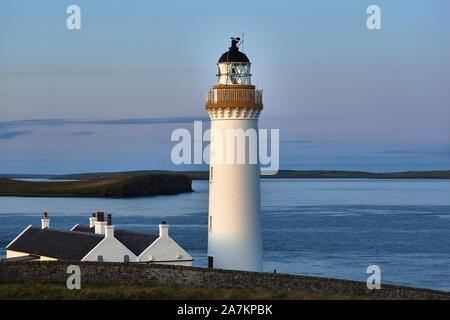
[1,170,449,182]
[0,174,193,198]
[52,169,450,180]
[264,170,450,179]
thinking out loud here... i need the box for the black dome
[218,39,250,63]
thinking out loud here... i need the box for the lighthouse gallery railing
[206,88,263,106]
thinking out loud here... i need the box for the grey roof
[6,227,103,260]
[71,225,94,233]
[72,225,159,256]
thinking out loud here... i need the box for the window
[208,256,214,269]
[124,255,130,262]
[217,63,251,85]
[97,255,103,262]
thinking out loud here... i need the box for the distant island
[0,174,193,198]
[1,169,449,181]
[0,170,449,198]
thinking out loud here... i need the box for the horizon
[1,167,449,177]
[1,0,449,174]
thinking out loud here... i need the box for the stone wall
[1,260,449,300]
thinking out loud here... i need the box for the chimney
[159,221,169,238]
[41,212,50,229]
[104,214,114,238]
[94,211,106,235]
[89,213,97,228]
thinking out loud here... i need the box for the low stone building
[5,212,192,265]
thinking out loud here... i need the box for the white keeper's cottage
[5,212,192,265]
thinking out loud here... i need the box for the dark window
[97,255,103,262]
[124,255,130,262]
[208,256,214,269]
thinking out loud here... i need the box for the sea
[0,179,449,291]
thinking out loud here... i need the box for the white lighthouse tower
[205,38,263,272]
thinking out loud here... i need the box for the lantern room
[217,38,251,85]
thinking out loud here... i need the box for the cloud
[0,68,207,79]
[0,117,209,129]
[71,131,94,136]
[281,140,328,144]
[0,130,33,139]
[374,148,450,156]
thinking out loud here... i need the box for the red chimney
[107,214,112,226]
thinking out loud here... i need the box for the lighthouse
[205,38,263,272]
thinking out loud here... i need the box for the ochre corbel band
[205,84,263,110]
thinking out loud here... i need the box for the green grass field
[0,174,192,198]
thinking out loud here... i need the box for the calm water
[0,179,449,291]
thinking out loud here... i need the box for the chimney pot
[107,214,112,226]
[43,212,47,219]
[162,221,166,224]
[92,213,96,217]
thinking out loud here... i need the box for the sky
[0,0,449,174]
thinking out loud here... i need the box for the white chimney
[41,212,50,229]
[105,225,114,238]
[104,214,114,238]
[94,221,106,235]
[89,213,97,228]
[94,212,106,235]
[159,221,169,238]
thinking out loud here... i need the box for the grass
[0,174,192,198]
[0,282,380,300]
